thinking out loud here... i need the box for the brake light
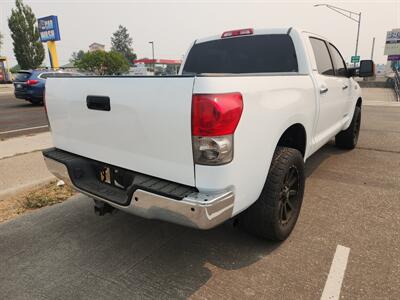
[26,79,39,86]
[221,28,253,39]
[192,93,243,165]
[192,93,243,136]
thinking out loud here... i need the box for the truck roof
[195,27,329,45]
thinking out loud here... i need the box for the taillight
[26,79,39,86]
[221,28,253,39]
[192,93,243,136]
[192,93,243,165]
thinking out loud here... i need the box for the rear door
[309,37,345,146]
[327,43,353,117]
[45,76,196,186]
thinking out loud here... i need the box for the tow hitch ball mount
[93,200,116,216]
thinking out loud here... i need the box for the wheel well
[277,124,307,157]
[356,97,362,107]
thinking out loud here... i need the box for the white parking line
[321,245,351,300]
[0,125,49,135]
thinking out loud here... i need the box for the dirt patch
[0,181,76,223]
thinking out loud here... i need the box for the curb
[0,176,55,201]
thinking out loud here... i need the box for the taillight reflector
[221,28,254,38]
[192,93,243,136]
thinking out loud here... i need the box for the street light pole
[314,4,362,66]
[355,12,361,62]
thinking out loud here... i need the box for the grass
[0,181,76,223]
[22,181,75,209]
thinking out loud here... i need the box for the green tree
[76,50,129,75]
[111,25,136,65]
[8,0,44,69]
[69,50,85,64]
[10,64,21,73]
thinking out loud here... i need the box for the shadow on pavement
[0,195,279,299]
[305,141,347,178]
[0,141,348,299]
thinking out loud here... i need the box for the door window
[328,44,348,77]
[309,38,334,76]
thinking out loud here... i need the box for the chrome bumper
[43,156,234,229]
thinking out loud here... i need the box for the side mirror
[358,60,375,77]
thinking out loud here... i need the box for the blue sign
[38,15,61,42]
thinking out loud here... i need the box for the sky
[0,0,399,67]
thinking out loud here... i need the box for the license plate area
[98,166,134,190]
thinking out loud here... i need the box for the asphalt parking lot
[0,91,49,139]
[0,104,399,299]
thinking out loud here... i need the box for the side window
[43,73,57,78]
[39,73,50,79]
[328,44,347,77]
[309,38,334,76]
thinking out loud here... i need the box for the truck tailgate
[45,77,196,186]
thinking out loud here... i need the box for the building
[89,43,105,52]
[133,58,182,75]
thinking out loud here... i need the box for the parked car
[13,70,79,105]
[42,27,374,241]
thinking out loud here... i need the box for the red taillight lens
[26,79,39,86]
[221,28,253,38]
[192,93,243,136]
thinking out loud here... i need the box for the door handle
[319,87,329,94]
[87,96,111,111]
[342,85,349,90]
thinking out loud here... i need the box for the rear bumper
[14,89,43,100]
[43,149,234,229]
[14,91,28,100]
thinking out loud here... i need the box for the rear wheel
[335,106,361,149]
[240,147,305,241]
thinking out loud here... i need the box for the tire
[240,147,305,241]
[335,106,361,150]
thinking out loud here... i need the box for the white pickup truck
[43,27,374,241]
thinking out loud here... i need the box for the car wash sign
[38,15,61,42]
[384,29,400,56]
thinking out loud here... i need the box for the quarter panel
[193,75,316,214]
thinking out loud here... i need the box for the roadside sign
[388,55,400,61]
[38,15,61,42]
[384,29,400,56]
[351,56,360,63]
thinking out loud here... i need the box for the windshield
[14,72,31,82]
[182,34,298,74]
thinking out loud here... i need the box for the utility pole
[149,41,155,73]
[314,4,362,66]
[370,37,375,60]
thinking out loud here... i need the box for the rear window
[14,72,31,82]
[182,34,298,74]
